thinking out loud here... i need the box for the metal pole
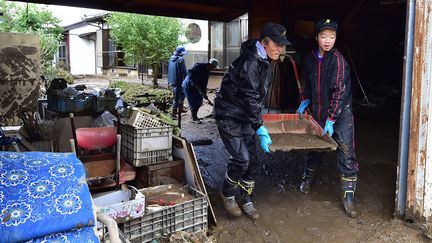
[396,0,415,218]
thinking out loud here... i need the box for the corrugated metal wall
[406,0,432,224]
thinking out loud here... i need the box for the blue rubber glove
[256,125,272,153]
[323,119,335,137]
[296,99,310,119]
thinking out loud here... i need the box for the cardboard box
[92,185,145,226]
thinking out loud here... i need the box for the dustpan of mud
[262,113,337,152]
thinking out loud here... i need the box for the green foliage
[43,63,74,85]
[105,13,186,86]
[41,62,74,96]
[0,0,16,31]
[109,80,172,105]
[0,0,64,68]
[0,1,72,97]
[13,3,63,36]
[39,32,59,67]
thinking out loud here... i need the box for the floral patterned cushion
[0,152,98,242]
[26,226,98,243]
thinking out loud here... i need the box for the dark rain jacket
[213,39,272,131]
[167,54,187,86]
[301,48,352,126]
[183,63,210,93]
[182,63,210,109]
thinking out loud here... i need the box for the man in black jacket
[214,22,290,220]
[297,18,359,218]
[182,58,219,123]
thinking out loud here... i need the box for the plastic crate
[124,108,164,128]
[47,95,94,113]
[120,186,208,242]
[120,123,173,167]
[95,96,118,112]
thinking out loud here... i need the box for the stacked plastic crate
[120,109,208,242]
[121,109,173,166]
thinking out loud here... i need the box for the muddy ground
[179,92,430,242]
[75,76,430,242]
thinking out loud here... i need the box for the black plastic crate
[120,186,208,242]
[94,96,119,112]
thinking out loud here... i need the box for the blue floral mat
[0,152,99,242]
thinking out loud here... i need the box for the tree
[0,1,64,72]
[106,13,185,87]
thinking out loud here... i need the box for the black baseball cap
[260,22,291,45]
[315,18,338,34]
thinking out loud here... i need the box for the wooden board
[172,135,218,226]
[172,135,197,188]
[187,142,217,226]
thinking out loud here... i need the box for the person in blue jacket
[167,46,188,119]
[182,58,219,123]
[297,18,359,218]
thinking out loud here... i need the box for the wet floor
[75,76,429,242]
[181,94,429,242]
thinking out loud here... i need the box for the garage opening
[184,1,412,241]
[2,0,425,241]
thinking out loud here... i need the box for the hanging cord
[287,54,311,115]
[286,55,303,99]
[26,1,29,26]
[344,42,370,104]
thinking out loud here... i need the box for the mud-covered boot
[341,174,359,218]
[221,175,242,217]
[299,168,315,194]
[191,109,202,124]
[239,180,260,220]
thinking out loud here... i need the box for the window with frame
[58,41,68,64]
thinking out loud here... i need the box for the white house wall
[180,19,209,68]
[68,25,99,75]
[181,19,208,52]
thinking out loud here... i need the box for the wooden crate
[135,159,184,188]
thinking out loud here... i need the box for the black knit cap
[260,22,291,45]
[315,18,338,34]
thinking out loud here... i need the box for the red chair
[69,114,135,190]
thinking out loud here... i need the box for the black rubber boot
[299,167,315,194]
[341,174,359,218]
[191,109,202,124]
[239,179,260,220]
[221,174,242,217]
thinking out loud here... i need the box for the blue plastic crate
[47,95,94,113]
